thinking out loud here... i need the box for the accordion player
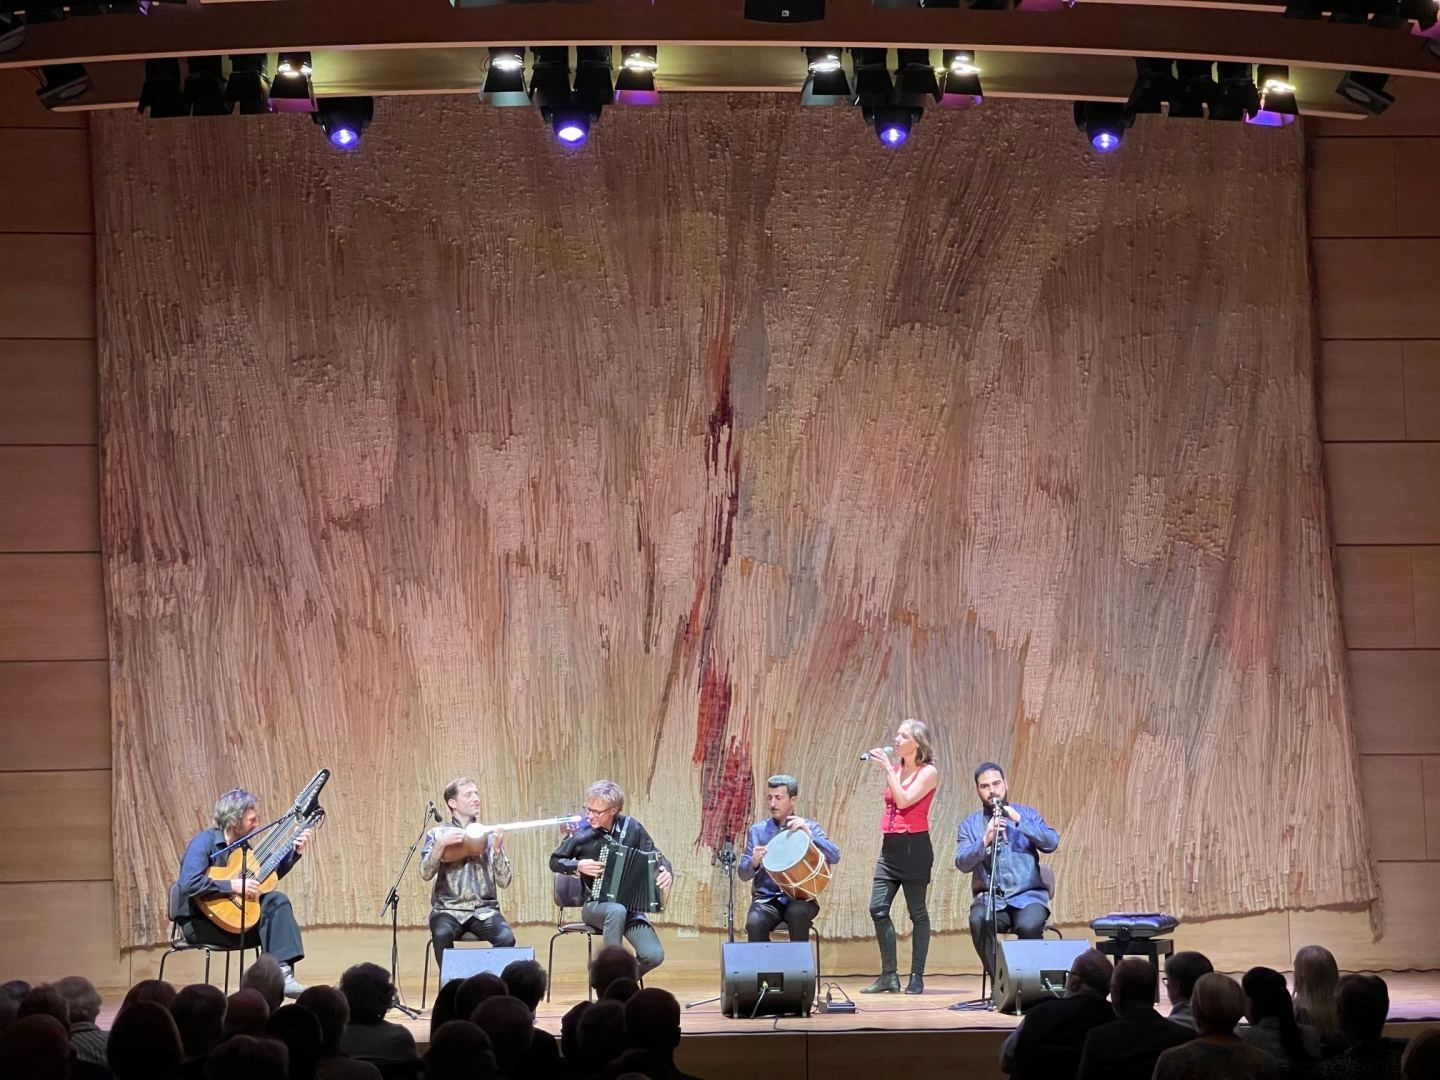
[592,839,664,913]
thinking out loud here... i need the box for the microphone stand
[686,838,739,1010]
[214,811,293,985]
[378,803,434,1019]
[953,801,1007,1012]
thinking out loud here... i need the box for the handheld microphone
[860,746,894,762]
[427,800,442,823]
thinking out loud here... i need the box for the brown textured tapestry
[93,95,1373,948]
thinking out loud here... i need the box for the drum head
[762,828,808,874]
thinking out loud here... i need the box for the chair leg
[158,949,171,985]
[422,944,431,1011]
[203,948,212,986]
[223,950,231,994]
[547,932,562,1003]
[586,935,594,1002]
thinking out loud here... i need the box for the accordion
[591,840,664,913]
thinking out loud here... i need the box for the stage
[96,971,1440,1079]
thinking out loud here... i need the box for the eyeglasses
[584,805,615,817]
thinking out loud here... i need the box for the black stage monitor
[720,941,816,1018]
[993,938,1092,1014]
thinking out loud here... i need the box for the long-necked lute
[197,805,326,934]
[438,813,583,863]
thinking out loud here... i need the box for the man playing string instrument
[549,780,673,977]
[420,776,515,970]
[738,773,841,944]
[176,788,312,996]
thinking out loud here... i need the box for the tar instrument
[197,769,330,935]
[762,827,833,901]
[439,813,583,863]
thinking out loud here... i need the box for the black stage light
[528,45,572,110]
[1126,58,1176,116]
[850,47,892,108]
[1168,60,1214,119]
[865,104,920,147]
[800,47,850,106]
[481,46,528,106]
[573,45,614,110]
[893,48,940,108]
[1336,71,1393,114]
[225,54,269,114]
[36,64,92,109]
[1208,62,1258,122]
[1247,64,1297,126]
[1405,0,1436,30]
[744,0,825,20]
[312,96,373,149]
[270,51,315,112]
[940,50,982,107]
[615,45,658,105]
[1074,101,1130,153]
[185,55,230,116]
[70,1,150,12]
[23,2,66,23]
[138,57,189,118]
[0,13,24,54]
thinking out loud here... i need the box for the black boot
[905,973,924,995]
[861,973,901,994]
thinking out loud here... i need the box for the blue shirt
[954,803,1059,909]
[738,818,841,904]
[178,826,300,905]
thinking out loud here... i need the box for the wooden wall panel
[0,341,98,444]
[1289,863,1440,971]
[0,770,111,881]
[1308,138,1396,239]
[1325,444,1440,544]
[1319,341,1405,441]
[1413,547,1440,648]
[90,97,1370,948]
[0,131,92,234]
[1357,756,1426,861]
[0,554,107,660]
[1333,546,1414,648]
[0,447,100,551]
[0,235,95,339]
[0,71,84,130]
[1312,78,1440,138]
[1403,342,1440,440]
[0,882,126,986]
[1425,757,1440,862]
[1392,139,1440,238]
[1312,240,1440,340]
[0,660,110,771]
[1348,650,1440,755]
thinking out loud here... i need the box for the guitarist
[175,788,312,997]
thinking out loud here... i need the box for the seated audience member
[108,1000,185,1080]
[1293,945,1344,1054]
[17,984,70,1028]
[472,995,535,1077]
[560,1000,592,1061]
[56,976,108,1069]
[267,1003,325,1080]
[501,959,560,1069]
[427,979,464,1037]
[605,1048,670,1078]
[1164,951,1215,1031]
[576,999,628,1077]
[171,983,227,1078]
[205,1033,289,1079]
[1076,957,1194,1080]
[241,956,288,1013]
[1004,948,1115,1080]
[295,985,382,1080]
[338,962,417,1067]
[1242,966,1321,1065]
[120,978,178,1014]
[1154,973,1280,1080]
[223,989,271,1039]
[455,972,508,1023]
[625,987,702,1080]
[601,977,640,1004]
[0,1014,73,1080]
[1318,974,1406,1080]
[590,945,640,1000]
[0,980,32,1034]
[1402,1029,1440,1080]
[424,1021,499,1080]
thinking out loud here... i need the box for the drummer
[738,774,842,943]
[420,776,515,972]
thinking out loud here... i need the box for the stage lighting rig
[313,97,373,149]
[1074,101,1130,153]
[1125,59,1178,116]
[1167,61,1215,119]
[1207,63,1259,122]
[138,57,188,118]
[1246,65,1297,126]
[615,46,659,105]
[270,51,316,113]
[529,46,598,145]
[185,56,230,116]
[573,45,615,109]
[800,47,850,106]
[35,63,91,109]
[225,54,270,114]
[1335,71,1393,114]
[894,48,941,107]
[0,13,23,53]
[481,46,528,106]
[744,0,825,21]
[940,50,982,107]
[1283,0,1433,27]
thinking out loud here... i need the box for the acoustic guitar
[196,805,326,934]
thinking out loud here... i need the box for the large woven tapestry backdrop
[94,96,1373,949]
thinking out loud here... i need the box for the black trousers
[181,890,304,965]
[968,898,1049,978]
[745,897,819,943]
[430,910,516,968]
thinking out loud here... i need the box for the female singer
[863,718,939,995]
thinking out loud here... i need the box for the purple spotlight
[1091,129,1121,152]
[1244,108,1295,128]
[881,123,908,146]
[557,122,586,143]
[329,125,360,149]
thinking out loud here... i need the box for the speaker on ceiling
[744,0,826,21]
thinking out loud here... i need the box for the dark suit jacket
[1076,1008,1195,1080]
[1011,992,1118,1080]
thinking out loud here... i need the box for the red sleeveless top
[882,768,935,834]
